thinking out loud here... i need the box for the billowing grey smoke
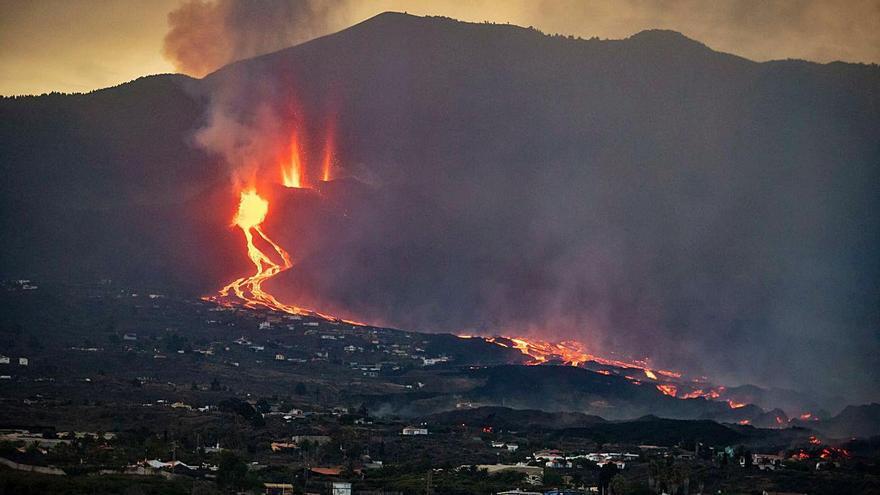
[163,0,344,77]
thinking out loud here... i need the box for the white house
[753,453,785,471]
[533,449,564,461]
[545,459,573,469]
[331,482,352,495]
[402,426,428,436]
[145,459,195,470]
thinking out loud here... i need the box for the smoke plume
[162,0,345,77]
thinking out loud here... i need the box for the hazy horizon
[1,0,879,96]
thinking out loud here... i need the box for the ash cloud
[162,0,345,77]
[162,1,350,185]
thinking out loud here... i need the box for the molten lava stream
[210,190,341,322]
[216,190,300,313]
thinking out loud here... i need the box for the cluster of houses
[490,441,520,451]
[532,450,637,470]
[7,279,38,291]
[750,453,786,471]
[119,458,222,480]
[0,429,115,451]
[270,434,331,453]
[452,448,640,493]
[401,426,428,436]
[459,464,544,486]
[31,289,455,392]
[0,356,28,366]
[263,481,351,495]
[0,355,30,380]
[224,314,453,374]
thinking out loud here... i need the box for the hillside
[424,406,606,430]
[815,403,880,438]
[1,12,878,401]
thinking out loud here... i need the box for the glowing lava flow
[207,189,365,326]
[656,384,678,397]
[479,335,681,378]
[214,190,308,314]
[466,335,762,410]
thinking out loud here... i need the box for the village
[0,280,874,494]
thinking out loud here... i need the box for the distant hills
[815,403,880,439]
[405,366,880,440]
[424,406,606,430]
[1,12,878,404]
[357,355,879,435]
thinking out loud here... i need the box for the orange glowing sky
[1,0,878,96]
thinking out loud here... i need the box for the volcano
[1,12,878,404]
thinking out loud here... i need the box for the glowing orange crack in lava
[466,335,756,408]
[479,335,681,379]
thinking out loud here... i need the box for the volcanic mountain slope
[560,416,747,447]
[0,75,225,291]
[424,406,606,430]
[1,13,879,402]
[716,384,839,420]
[813,403,880,439]
[354,361,811,425]
[463,365,751,421]
[422,406,749,447]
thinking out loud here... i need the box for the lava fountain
[281,133,304,188]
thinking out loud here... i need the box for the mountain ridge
[4,12,877,102]
[1,10,878,403]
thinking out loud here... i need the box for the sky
[1,0,879,96]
